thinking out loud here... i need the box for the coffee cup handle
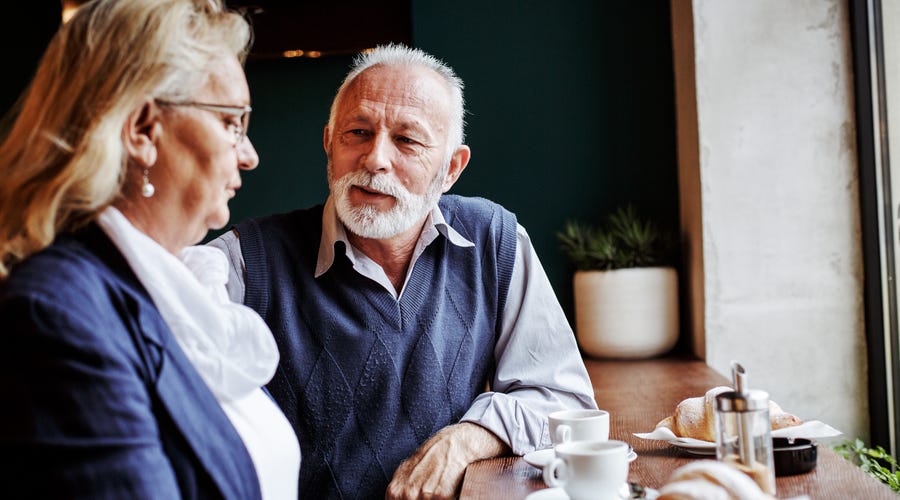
[555,424,572,444]
[542,457,567,487]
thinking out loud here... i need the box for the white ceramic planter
[573,266,679,359]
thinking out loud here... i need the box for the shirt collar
[315,195,474,277]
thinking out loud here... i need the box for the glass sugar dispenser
[714,361,776,495]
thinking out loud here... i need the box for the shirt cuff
[460,392,552,455]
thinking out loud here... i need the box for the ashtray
[773,437,817,476]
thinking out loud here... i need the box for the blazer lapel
[76,224,262,500]
[154,340,261,500]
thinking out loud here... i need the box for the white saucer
[523,447,638,468]
[525,486,568,500]
[522,449,555,468]
[525,483,658,500]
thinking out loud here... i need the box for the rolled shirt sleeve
[460,224,598,455]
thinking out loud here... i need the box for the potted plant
[557,205,678,359]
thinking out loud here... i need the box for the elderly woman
[0,0,299,498]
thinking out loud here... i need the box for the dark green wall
[226,1,680,322]
[224,55,351,219]
[5,2,680,326]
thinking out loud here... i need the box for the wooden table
[460,357,895,499]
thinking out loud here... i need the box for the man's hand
[385,422,510,500]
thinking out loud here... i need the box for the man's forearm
[385,422,509,499]
[449,421,510,462]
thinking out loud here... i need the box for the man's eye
[396,136,417,145]
[339,129,371,145]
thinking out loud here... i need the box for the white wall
[689,0,868,441]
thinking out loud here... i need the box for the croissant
[655,386,803,441]
[658,460,775,500]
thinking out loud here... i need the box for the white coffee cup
[548,409,610,444]
[542,439,630,500]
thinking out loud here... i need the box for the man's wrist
[452,422,510,462]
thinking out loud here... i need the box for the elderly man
[211,44,597,499]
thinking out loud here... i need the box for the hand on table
[385,422,509,500]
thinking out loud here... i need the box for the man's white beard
[329,162,445,239]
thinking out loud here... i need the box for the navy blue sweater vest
[235,195,517,499]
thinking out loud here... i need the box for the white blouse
[97,207,300,499]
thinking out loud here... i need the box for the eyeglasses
[155,99,252,146]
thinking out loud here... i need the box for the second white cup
[549,409,610,444]
[542,439,630,500]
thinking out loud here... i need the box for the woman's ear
[441,145,471,192]
[122,99,161,168]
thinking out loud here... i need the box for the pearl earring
[141,168,155,198]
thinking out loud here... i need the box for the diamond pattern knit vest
[236,195,517,499]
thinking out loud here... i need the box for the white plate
[667,438,716,456]
[523,447,638,468]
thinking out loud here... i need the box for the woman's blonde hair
[0,0,251,278]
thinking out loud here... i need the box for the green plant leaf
[556,204,668,271]
[833,438,900,491]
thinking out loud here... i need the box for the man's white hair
[326,43,466,152]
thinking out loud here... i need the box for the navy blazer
[0,224,261,499]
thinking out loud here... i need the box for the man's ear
[122,99,160,168]
[323,126,331,153]
[441,145,471,192]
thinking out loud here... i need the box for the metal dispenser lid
[715,389,770,412]
[717,361,770,411]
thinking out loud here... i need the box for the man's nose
[362,133,392,173]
